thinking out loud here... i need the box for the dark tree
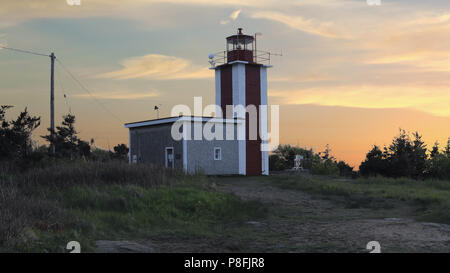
[359,145,388,177]
[430,141,440,159]
[410,132,427,178]
[337,160,354,177]
[360,129,435,179]
[0,106,40,162]
[319,144,334,160]
[42,114,90,158]
[446,138,450,157]
[113,144,129,160]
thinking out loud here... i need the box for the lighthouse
[211,28,271,175]
[125,28,272,176]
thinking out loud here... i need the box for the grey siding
[129,123,183,169]
[128,119,240,175]
[186,122,240,175]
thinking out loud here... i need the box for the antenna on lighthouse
[254,32,262,63]
[208,53,216,68]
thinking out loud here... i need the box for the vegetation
[1,105,450,252]
[0,161,267,252]
[269,144,354,177]
[0,106,267,252]
[42,114,91,159]
[0,106,40,167]
[270,129,450,180]
[265,175,450,225]
[0,105,130,169]
[360,129,450,179]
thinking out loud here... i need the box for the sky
[1,0,450,168]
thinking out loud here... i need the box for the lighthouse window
[214,147,222,161]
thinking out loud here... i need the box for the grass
[0,161,267,252]
[64,185,266,237]
[3,161,449,252]
[265,175,450,224]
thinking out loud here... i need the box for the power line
[0,45,125,124]
[54,67,72,114]
[0,45,50,57]
[55,58,124,124]
[1,46,56,154]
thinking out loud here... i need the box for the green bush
[427,155,450,180]
[310,159,339,176]
[269,154,286,171]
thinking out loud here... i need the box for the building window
[214,147,222,161]
[165,147,174,168]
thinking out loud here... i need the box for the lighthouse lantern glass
[225,29,256,63]
[227,37,253,52]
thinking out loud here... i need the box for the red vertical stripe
[245,65,262,175]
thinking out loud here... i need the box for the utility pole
[50,52,56,155]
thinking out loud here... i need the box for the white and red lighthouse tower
[212,28,271,176]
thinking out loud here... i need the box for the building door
[165,147,174,168]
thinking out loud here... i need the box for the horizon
[1,0,450,168]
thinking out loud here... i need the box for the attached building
[125,116,246,175]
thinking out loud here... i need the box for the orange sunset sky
[1,0,450,168]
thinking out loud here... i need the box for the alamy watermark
[366,241,381,253]
[170,97,279,152]
[367,0,381,6]
[67,241,81,253]
[66,0,81,6]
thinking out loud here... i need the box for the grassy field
[1,163,449,253]
[264,174,450,225]
[0,162,267,252]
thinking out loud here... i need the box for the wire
[55,58,124,124]
[0,45,50,57]
[0,45,124,124]
[54,67,72,114]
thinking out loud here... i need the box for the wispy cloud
[270,85,450,117]
[270,72,332,83]
[250,11,344,39]
[230,9,241,20]
[73,89,160,100]
[0,0,355,28]
[97,54,211,80]
[360,12,450,72]
[220,9,242,25]
[366,50,450,72]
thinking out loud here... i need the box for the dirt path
[96,177,450,253]
[216,177,450,253]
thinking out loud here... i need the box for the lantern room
[226,28,255,64]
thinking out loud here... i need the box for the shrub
[113,144,129,161]
[0,106,40,164]
[427,155,450,180]
[269,154,286,171]
[310,159,339,176]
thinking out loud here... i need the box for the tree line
[0,105,129,169]
[269,144,355,177]
[270,129,450,180]
[360,129,450,179]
